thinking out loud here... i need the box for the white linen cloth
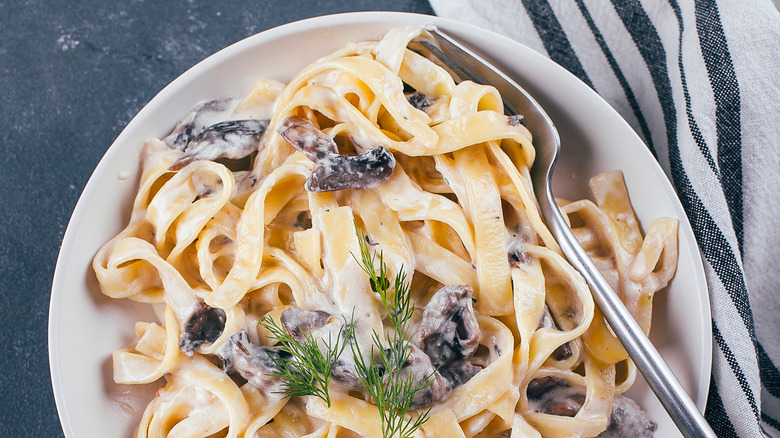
[429,0,780,436]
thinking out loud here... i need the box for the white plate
[49,11,712,438]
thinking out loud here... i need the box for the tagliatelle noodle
[94,26,679,437]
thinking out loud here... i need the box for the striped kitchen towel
[428,0,780,436]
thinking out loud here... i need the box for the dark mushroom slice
[178,301,227,356]
[279,306,363,392]
[537,304,574,361]
[330,357,364,391]
[169,119,269,171]
[277,115,396,193]
[596,395,657,438]
[407,91,435,111]
[399,343,452,409]
[219,330,288,393]
[164,98,234,151]
[418,285,481,386]
[295,210,313,230]
[280,307,332,340]
[277,116,338,161]
[305,146,395,192]
[526,375,565,400]
[526,376,585,417]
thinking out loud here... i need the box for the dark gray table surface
[0,1,435,435]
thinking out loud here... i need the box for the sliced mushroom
[169,119,269,171]
[330,357,364,391]
[295,211,313,230]
[526,375,565,400]
[219,330,287,393]
[526,376,584,417]
[178,301,227,356]
[277,116,396,192]
[281,307,332,340]
[418,285,481,386]
[277,116,338,161]
[397,343,452,409]
[543,396,585,417]
[164,98,234,151]
[407,91,435,111]
[279,306,363,391]
[597,395,657,438]
[306,146,395,192]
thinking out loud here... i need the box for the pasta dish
[93,27,678,438]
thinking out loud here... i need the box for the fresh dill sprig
[352,229,433,438]
[260,315,353,407]
[353,339,433,438]
[355,231,413,334]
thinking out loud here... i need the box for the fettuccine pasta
[94,27,678,438]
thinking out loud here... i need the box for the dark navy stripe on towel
[521,0,594,88]
[684,191,755,338]
[763,412,780,433]
[666,0,756,341]
[714,322,761,421]
[668,0,721,178]
[610,0,676,153]
[707,375,740,438]
[694,0,744,255]
[574,0,657,157]
[758,342,780,399]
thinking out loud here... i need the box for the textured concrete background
[0,1,434,435]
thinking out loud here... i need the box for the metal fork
[409,25,716,438]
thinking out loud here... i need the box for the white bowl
[49,11,711,437]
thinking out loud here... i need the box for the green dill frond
[351,226,434,438]
[260,314,353,407]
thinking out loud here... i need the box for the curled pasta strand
[135,355,249,438]
[206,155,312,309]
[147,160,235,261]
[113,305,181,385]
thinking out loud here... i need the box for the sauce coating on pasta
[94,26,678,438]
